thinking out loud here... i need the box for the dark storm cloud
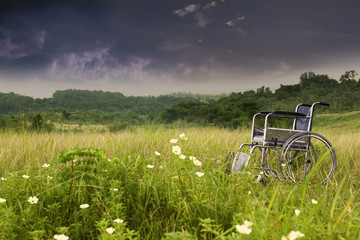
[1,0,360,97]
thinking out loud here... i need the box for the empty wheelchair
[231,102,337,185]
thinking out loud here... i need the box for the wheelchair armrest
[271,111,307,118]
[259,111,272,115]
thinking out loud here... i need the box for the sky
[1,0,360,98]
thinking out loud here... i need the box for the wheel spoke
[279,132,336,184]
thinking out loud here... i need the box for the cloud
[225,20,234,27]
[160,42,195,52]
[33,30,47,49]
[194,13,210,27]
[0,30,26,59]
[225,14,246,27]
[173,4,210,27]
[204,1,217,9]
[173,4,199,17]
[279,61,290,71]
[260,61,291,78]
[47,48,155,84]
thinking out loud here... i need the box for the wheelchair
[230,102,337,185]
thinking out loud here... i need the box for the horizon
[1,68,356,100]
[1,0,360,98]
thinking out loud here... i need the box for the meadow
[0,120,359,239]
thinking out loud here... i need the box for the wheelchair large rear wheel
[279,132,337,185]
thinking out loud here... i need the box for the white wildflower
[193,160,202,166]
[54,234,69,240]
[80,204,89,209]
[281,230,305,240]
[172,146,181,155]
[170,139,178,144]
[42,163,50,168]
[28,196,39,204]
[189,156,197,161]
[243,220,253,227]
[114,218,124,224]
[236,224,252,235]
[106,227,115,234]
[311,199,318,204]
[195,172,205,177]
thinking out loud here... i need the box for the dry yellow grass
[0,126,358,182]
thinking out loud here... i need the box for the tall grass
[0,124,359,239]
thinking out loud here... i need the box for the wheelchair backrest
[294,104,312,131]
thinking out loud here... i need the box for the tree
[31,113,43,130]
[62,110,71,120]
[340,70,357,83]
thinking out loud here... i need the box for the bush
[108,122,128,132]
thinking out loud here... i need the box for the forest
[0,70,359,131]
[154,70,360,128]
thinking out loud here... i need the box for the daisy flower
[172,146,181,155]
[193,160,202,166]
[106,227,115,234]
[189,156,197,161]
[195,172,205,177]
[114,219,124,224]
[53,234,69,240]
[170,139,178,144]
[42,163,50,168]
[236,224,252,235]
[281,230,305,240]
[28,196,39,204]
[80,204,89,209]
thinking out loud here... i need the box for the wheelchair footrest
[232,152,250,173]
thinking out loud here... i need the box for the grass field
[0,119,359,239]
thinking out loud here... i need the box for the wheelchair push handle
[317,102,330,107]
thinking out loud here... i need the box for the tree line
[0,70,359,130]
[151,70,360,128]
[0,90,209,131]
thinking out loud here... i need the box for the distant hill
[1,71,359,128]
[0,90,215,115]
[153,71,360,128]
